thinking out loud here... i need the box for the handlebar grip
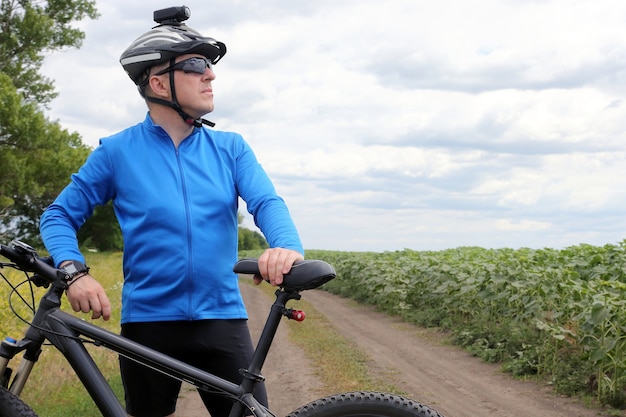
[0,241,59,285]
[0,243,23,263]
[0,243,38,269]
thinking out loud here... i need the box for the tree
[77,202,123,251]
[0,73,92,243]
[0,0,98,244]
[0,0,99,107]
[237,211,268,251]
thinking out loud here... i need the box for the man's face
[172,54,216,118]
[149,53,216,118]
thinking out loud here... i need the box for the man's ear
[148,74,170,99]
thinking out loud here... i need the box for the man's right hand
[66,274,112,320]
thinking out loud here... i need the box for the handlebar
[0,240,59,288]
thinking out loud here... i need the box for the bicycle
[0,239,444,417]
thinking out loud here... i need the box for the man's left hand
[255,248,304,286]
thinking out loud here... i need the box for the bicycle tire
[0,386,39,417]
[285,391,444,417]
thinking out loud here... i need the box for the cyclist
[39,7,303,417]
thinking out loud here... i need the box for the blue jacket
[40,114,303,324]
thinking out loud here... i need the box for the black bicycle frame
[1,286,300,417]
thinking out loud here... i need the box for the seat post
[239,289,301,393]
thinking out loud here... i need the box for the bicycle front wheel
[285,391,444,417]
[0,386,39,417]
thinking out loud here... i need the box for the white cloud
[41,0,626,251]
[496,219,552,232]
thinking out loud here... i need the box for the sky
[41,0,626,253]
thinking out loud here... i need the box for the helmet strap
[144,58,216,128]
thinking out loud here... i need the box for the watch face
[64,264,78,274]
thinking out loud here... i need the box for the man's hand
[255,248,304,286]
[66,274,112,320]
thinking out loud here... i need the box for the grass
[1,251,400,416]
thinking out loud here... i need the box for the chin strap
[144,96,215,127]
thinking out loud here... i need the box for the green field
[305,242,626,409]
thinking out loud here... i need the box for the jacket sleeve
[40,142,115,267]
[234,137,304,255]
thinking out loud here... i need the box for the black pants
[120,319,268,417]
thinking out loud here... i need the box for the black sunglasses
[154,57,213,76]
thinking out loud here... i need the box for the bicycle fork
[0,335,43,396]
[0,284,62,397]
[1,312,128,417]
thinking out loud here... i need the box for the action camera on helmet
[153,6,191,25]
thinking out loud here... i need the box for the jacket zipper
[175,146,195,320]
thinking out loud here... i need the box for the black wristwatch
[61,261,89,280]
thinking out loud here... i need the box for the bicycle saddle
[233,258,336,292]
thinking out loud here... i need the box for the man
[39,6,303,417]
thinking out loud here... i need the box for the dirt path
[178,283,622,417]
